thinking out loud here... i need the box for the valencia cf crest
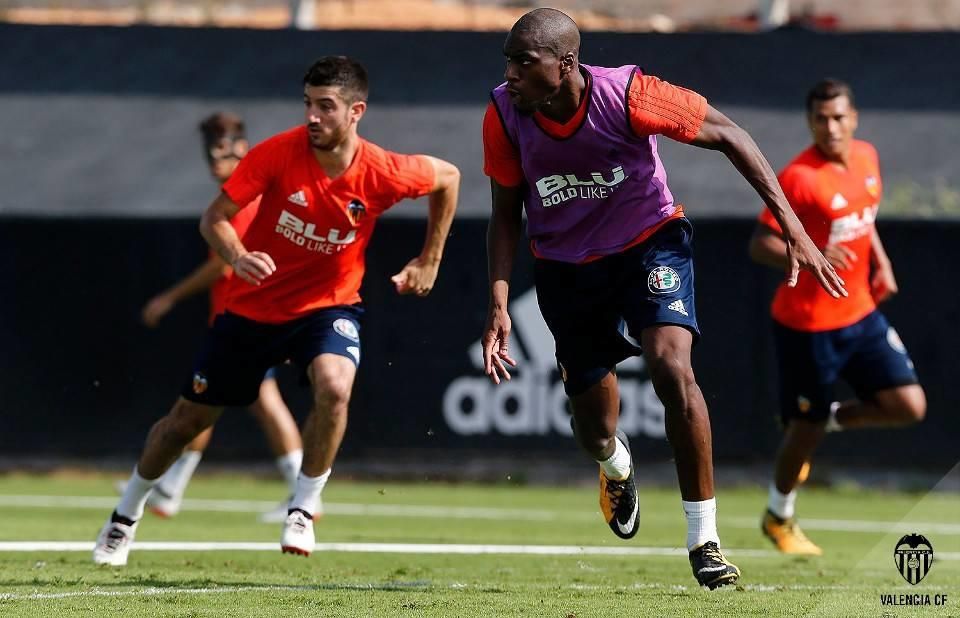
[346,199,366,225]
[894,533,934,585]
[333,318,360,342]
[192,372,208,395]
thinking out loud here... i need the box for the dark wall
[2,24,958,109]
[3,25,958,219]
[1,25,956,469]
[1,217,955,468]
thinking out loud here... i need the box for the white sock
[682,497,719,551]
[116,467,156,521]
[155,450,203,499]
[276,449,303,494]
[824,401,843,432]
[289,469,331,517]
[598,437,631,481]
[767,483,797,520]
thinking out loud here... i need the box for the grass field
[0,472,957,616]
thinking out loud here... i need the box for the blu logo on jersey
[535,166,628,207]
[828,204,878,244]
[276,210,357,253]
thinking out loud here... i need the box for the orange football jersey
[221,126,435,323]
[759,140,882,331]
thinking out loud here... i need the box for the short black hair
[303,56,369,103]
[511,8,581,59]
[198,111,245,143]
[806,78,855,113]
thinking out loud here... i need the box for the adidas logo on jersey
[287,190,308,207]
[668,299,688,316]
[830,193,848,210]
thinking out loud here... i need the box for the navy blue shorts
[182,305,363,407]
[534,218,699,396]
[774,310,918,424]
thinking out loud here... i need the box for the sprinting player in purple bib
[481,8,847,590]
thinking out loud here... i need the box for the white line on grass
[0,582,428,602]
[0,541,776,557]
[574,582,954,592]
[3,495,959,535]
[1,541,958,560]
[0,495,567,521]
[4,580,956,602]
[730,516,960,535]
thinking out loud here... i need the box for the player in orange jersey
[750,79,926,555]
[94,57,460,566]
[133,113,303,523]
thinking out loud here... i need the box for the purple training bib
[491,64,678,262]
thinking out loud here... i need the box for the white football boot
[280,510,315,556]
[92,519,138,566]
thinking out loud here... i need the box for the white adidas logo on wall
[442,287,666,438]
[287,190,308,207]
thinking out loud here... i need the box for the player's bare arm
[691,105,847,298]
[869,228,898,302]
[749,224,858,272]
[482,179,523,384]
[200,191,276,286]
[142,257,228,327]
[390,156,460,297]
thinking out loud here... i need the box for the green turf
[0,473,957,616]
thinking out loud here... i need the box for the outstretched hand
[391,256,439,297]
[870,262,899,303]
[481,306,518,384]
[142,294,175,328]
[785,233,847,298]
[822,243,858,272]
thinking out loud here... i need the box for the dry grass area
[1,0,677,31]
[5,0,960,30]
[3,2,291,28]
